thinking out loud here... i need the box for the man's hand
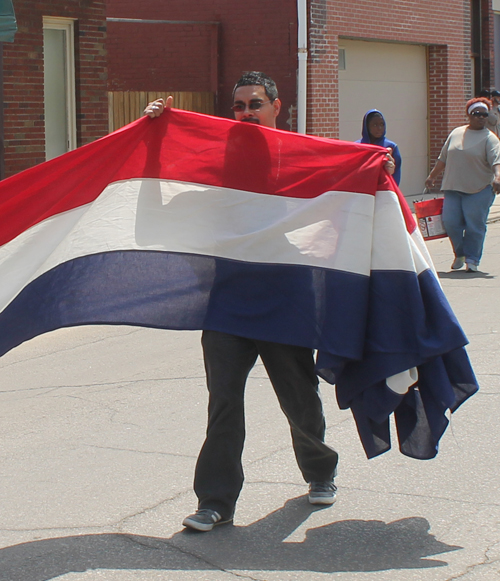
[144,96,173,118]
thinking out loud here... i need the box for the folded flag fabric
[0,109,478,459]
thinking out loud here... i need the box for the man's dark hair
[232,71,278,102]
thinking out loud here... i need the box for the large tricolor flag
[0,109,478,459]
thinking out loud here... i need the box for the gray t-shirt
[438,125,500,193]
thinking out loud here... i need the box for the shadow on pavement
[0,497,461,580]
[437,270,495,279]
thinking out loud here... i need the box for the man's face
[493,94,500,106]
[232,85,281,128]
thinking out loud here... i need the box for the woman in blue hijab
[357,109,402,186]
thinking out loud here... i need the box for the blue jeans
[442,186,495,266]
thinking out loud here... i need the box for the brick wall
[2,0,107,177]
[428,45,450,167]
[107,0,495,172]
[106,0,297,131]
[308,0,493,165]
[308,0,338,137]
[107,21,216,92]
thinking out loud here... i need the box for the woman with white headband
[425,97,500,272]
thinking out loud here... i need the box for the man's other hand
[144,96,173,117]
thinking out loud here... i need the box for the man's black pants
[194,330,339,520]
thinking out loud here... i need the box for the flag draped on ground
[0,109,478,459]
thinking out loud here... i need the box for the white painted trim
[297,0,308,134]
[42,17,77,153]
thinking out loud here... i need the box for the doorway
[43,17,76,161]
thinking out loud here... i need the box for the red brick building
[307,0,495,192]
[5,1,495,193]
[107,0,496,196]
[106,1,299,132]
[2,1,108,177]
[107,0,496,197]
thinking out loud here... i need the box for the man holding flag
[0,69,473,537]
[146,72,344,532]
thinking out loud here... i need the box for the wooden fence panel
[108,91,215,133]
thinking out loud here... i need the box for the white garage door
[339,39,428,198]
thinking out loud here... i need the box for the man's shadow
[0,497,461,580]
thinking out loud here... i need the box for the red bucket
[413,197,447,241]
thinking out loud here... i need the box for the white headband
[468,102,489,114]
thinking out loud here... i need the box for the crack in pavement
[1,490,192,535]
[0,524,118,534]
[0,328,146,369]
[446,539,500,579]
[124,534,264,580]
[343,485,500,507]
[0,375,207,395]
[116,493,195,532]
[83,443,196,460]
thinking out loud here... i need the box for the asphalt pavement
[0,197,499,580]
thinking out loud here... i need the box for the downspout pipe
[297,0,307,134]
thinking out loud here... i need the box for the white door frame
[43,16,77,158]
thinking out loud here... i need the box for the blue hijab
[356,109,402,186]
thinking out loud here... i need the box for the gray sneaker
[308,481,337,505]
[182,509,232,532]
[451,256,465,270]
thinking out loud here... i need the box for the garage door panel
[395,123,428,158]
[340,81,427,128]
[339,39,428,197]
[403,155,428,195]
[339,40,427,82]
